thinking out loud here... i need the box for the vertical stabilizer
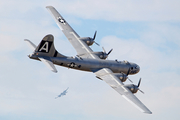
[25,34,66,73]
[35,34,66,58]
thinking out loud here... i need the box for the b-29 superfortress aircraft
[55,87,69,99]
[25,6,152,114]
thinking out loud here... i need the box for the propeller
[124,68,144,93]
[107,49,113,55]
[92,31,97,40]
[102,47,113,59]
[92,31,100,46]
[125,67,133,83]
[126,67,130,76]
[137,78,144,94]
[127,78,133,83]
[137,78,141,87]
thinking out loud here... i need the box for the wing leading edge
[46,6,100,59]
[94,68,152,114]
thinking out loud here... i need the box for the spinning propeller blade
[92,31,99,46]
[93,31,97,40]
[138,78,141,87]
[137,78,144,94]
[107,49,113,55]
[127,67,131,76]
[102,47,106,53]
[102,47,113,59]
[128,78,133,83]
[139,89,144,94]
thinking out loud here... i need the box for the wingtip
[144,111,152,114]
[52,70,58,73]
[46,6,54,9]
[24,39,29,42]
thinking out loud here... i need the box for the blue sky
[0,0,180,120]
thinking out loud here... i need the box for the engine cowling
[80,37,94,46]
[93,48,113,59]
[89,52,107,59]
[115,73,128,82]
[99,52,108,59]
[124,84,139,94]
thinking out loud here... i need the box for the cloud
[0,0,180,120]
[140,23,180,48]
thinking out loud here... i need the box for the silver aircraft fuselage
[30,55,140,75]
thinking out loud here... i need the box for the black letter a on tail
[38,41,52,53]
[35,34,66,58]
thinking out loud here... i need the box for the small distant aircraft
[25,6,152,114]
[55,87,69,99]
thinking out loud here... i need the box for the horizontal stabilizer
[24,39,37,51]
[39,56,58,73]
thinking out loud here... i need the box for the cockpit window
[123,60,130,65]
[135,65,139,69]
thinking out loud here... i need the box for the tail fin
[25,34,66,73]
[35,34,66,58]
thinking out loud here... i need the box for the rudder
[35,34,65,58]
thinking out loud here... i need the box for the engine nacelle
[124,84,138,94]
[80,31,98,46]
[93,52,108,59]
[115,73,128,82]
[80,37,94,46]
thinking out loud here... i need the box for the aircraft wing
[94,68,152,114]
[46,6,100,59]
